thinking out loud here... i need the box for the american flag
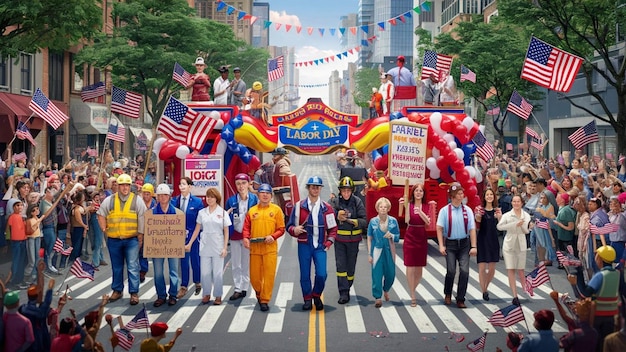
[16,121,36,146]
[124,307,150,330]
[619,154,626,165]
[524,263,550,296]
[267,55,284,82]
[80,82,105,102]
[486,106,500,116]
[53,238,73,256]
[115,328,135,351]
[535,219,550,229]
[568,120,599,150]
[521,36,583,93]
[466,333,487,352]
[590,222,620,235]
[172,62,192,88]
[460,65,476,83]
[70,258,95,281]
[530,138,544,152]
[488,304,525,327]
[507,90,533,120]
[421,50,453,80]
[473,130,495,162]
[28,88,69,130]
[106,118,126,143]
[556,251,582,267]
[111,86,142,119]
[158,96,217,151]
[525,126,540,140]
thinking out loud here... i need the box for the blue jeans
[153,257,179,299]
[42,225,57,270]
[138,243,149,274]
[107,237,140,294]
[69,227,85,262]
[53,225,68,269]
[25,237,41,280]
[444,238,470,302]
[10,240,27,284]
[88,216,104,266]
[297,243,327,299]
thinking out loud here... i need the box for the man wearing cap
[186,57,211,101]
[225,173,259,301]
[518,309,559,351]
[97,173,148,305]
[3,290,34,351]
[19,279,55,352]
[436,183,477,308]
[140,322,182,352]
[378,73,394,115]
[242,183,285,312]
[228,67,246,108]
[213,66,230,105]
[287,176,338,311]
[387,55,417,110]
[139,183,157,282]
[570,245,620,350]
[420,73,440,105]
[150,184,182,307]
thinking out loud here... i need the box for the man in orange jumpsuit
[243,183,285,312]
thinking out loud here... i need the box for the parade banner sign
[388,120,428,186]
[143,212,186,258]
[184,155,223,199]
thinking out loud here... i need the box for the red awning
[0,92,58,143]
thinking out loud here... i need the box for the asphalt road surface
[40,155,576,352]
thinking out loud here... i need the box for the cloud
[269,11,302,27]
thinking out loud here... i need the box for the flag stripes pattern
[488,304,525,327]
[268,56,285,82]
[124,308,150,330]
[556,251,581,267]
[80,82,106,102]
[28,88,70,130]
[421,50,453,80]
[568,121,599,150]
[525,263,550,296]
[466,333,487,352]
[70,258,95,281]
[507,90,533,120]
[172,62,193,88]
[107,118,126,143]
[16,121,36,146]
[521,36,583,93]
[158,96,217,151]
[460,65,476,83]
[590,223,619,235]
[473,130,495,162]
[53,238,73,256]
[115,329,135,351]
[111,86,142,119]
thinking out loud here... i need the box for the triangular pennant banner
[342,51,348,58]
[355,47,361,52]
[249,16,257,25]
[361,39,369,47]
[227,6,235,15]
[307,27,314,35]
[264,21,271,29]
[216,1,226,11]
[413,6,422,14]
[339,28,346,36]
[237,11,246,20]
[349,27,357,35]
[285,24,292,32]
[404,11,412,18]
[336,54,341,60]
[348,49,353,55]
[421,1,432,12]
[319,28,325,36]
[399,15,406,23]
[325,57,329,62]
[377,22,385,31]
[361,25,369,34]
[389,18,397,26]
[296,26,302,33]
[275,23,282,30]
[308,61,313,66]
[329,28,336,36]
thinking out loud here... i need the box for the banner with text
[143,212,186,258]
[388,120,428,186]
[184,155,223,199]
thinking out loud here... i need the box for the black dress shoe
[337,296,349,304]
[229,292,244,301]
[512,297,520,306]
[482,292,489,301]
[260,303,269,312]
[241,290,247,297]
[313,297,324,310]
[302,300,312,311]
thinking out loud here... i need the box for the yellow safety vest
[106,193,138,239]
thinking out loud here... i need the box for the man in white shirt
[213,66,230,105]
[378,73,394,115]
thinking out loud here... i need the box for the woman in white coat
[496,195,531,306]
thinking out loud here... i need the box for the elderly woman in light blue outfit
[367,197,400,308]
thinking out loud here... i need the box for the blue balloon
[230,144,241,154]
[382,144,389,155]
[221,124,235,141]
[462,142,477,165]
[372,149,382,161]
[237,144,248,157]
[226,139,238,148]
[240,150,252,163]
[389,111,404,121]
[229,114,244,129]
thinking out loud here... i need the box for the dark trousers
[444,238,470,302]
[335,241,360,297]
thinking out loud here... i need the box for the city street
[44,155,575,351]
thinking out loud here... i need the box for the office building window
[0,57,7,88]
[49,52,64,101]
[20,53,33,93]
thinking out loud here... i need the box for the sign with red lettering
[184,155,223,199]
[271,98,359,127]
[388,120,428,186]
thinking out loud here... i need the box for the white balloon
[176,145,190,159]
[426,157,437,171]
[454,148,465,160]
[429,169,440,179]
[475,170,483,183]
[214,120,224,129]
[432,148,440,158]
[215,140,227,155]
[443,134,456,143]
[209,110,221,120]
[429,112,445,136]
[448,141,458,150]
[462,117,475,132]
[153,137,167,154]
[464,165,476,178]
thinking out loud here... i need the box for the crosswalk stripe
[419,266,469,333]
[344,286,366,333]
[391,260,438,333]
[380,303,408,333]
[193,285,232,333]
[228,292,258,332]
[264,282,293,332]
[166,293,202,332]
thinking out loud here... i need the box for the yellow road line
[318,302,326,352]
[307,295,327,352]
[308,306,316,352]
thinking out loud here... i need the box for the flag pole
[519,302,531,334]
[143,303,150,338]
[7,112,36,167]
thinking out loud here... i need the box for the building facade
[252,2,270,48]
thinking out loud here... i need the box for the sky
[265,0,361,105]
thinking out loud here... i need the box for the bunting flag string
[215,0,432,36]
[293,36,377,67]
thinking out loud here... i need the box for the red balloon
[407,112,421,123]
[248,155,261,171]
[467,125,479,140]
[456,169,470,184]
[434,137,449,151]
[159,140,181,160]
[374,156,388,171]
[436,156,447,171]
[221,111,231,123]
[466,185,478,198]
[440,115,454,132]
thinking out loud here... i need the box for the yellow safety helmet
[253,81,262,90]
[117,173,132,185]
[338,176,355,190]
[141,183,154,195]
[596,245,616,263]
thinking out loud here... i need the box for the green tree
[418,20,541,145]
[498,0,626,155]
[0,0,101,57]
[77,0,268,128]
[353,67,381,109]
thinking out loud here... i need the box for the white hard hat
[155,184,171,195]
